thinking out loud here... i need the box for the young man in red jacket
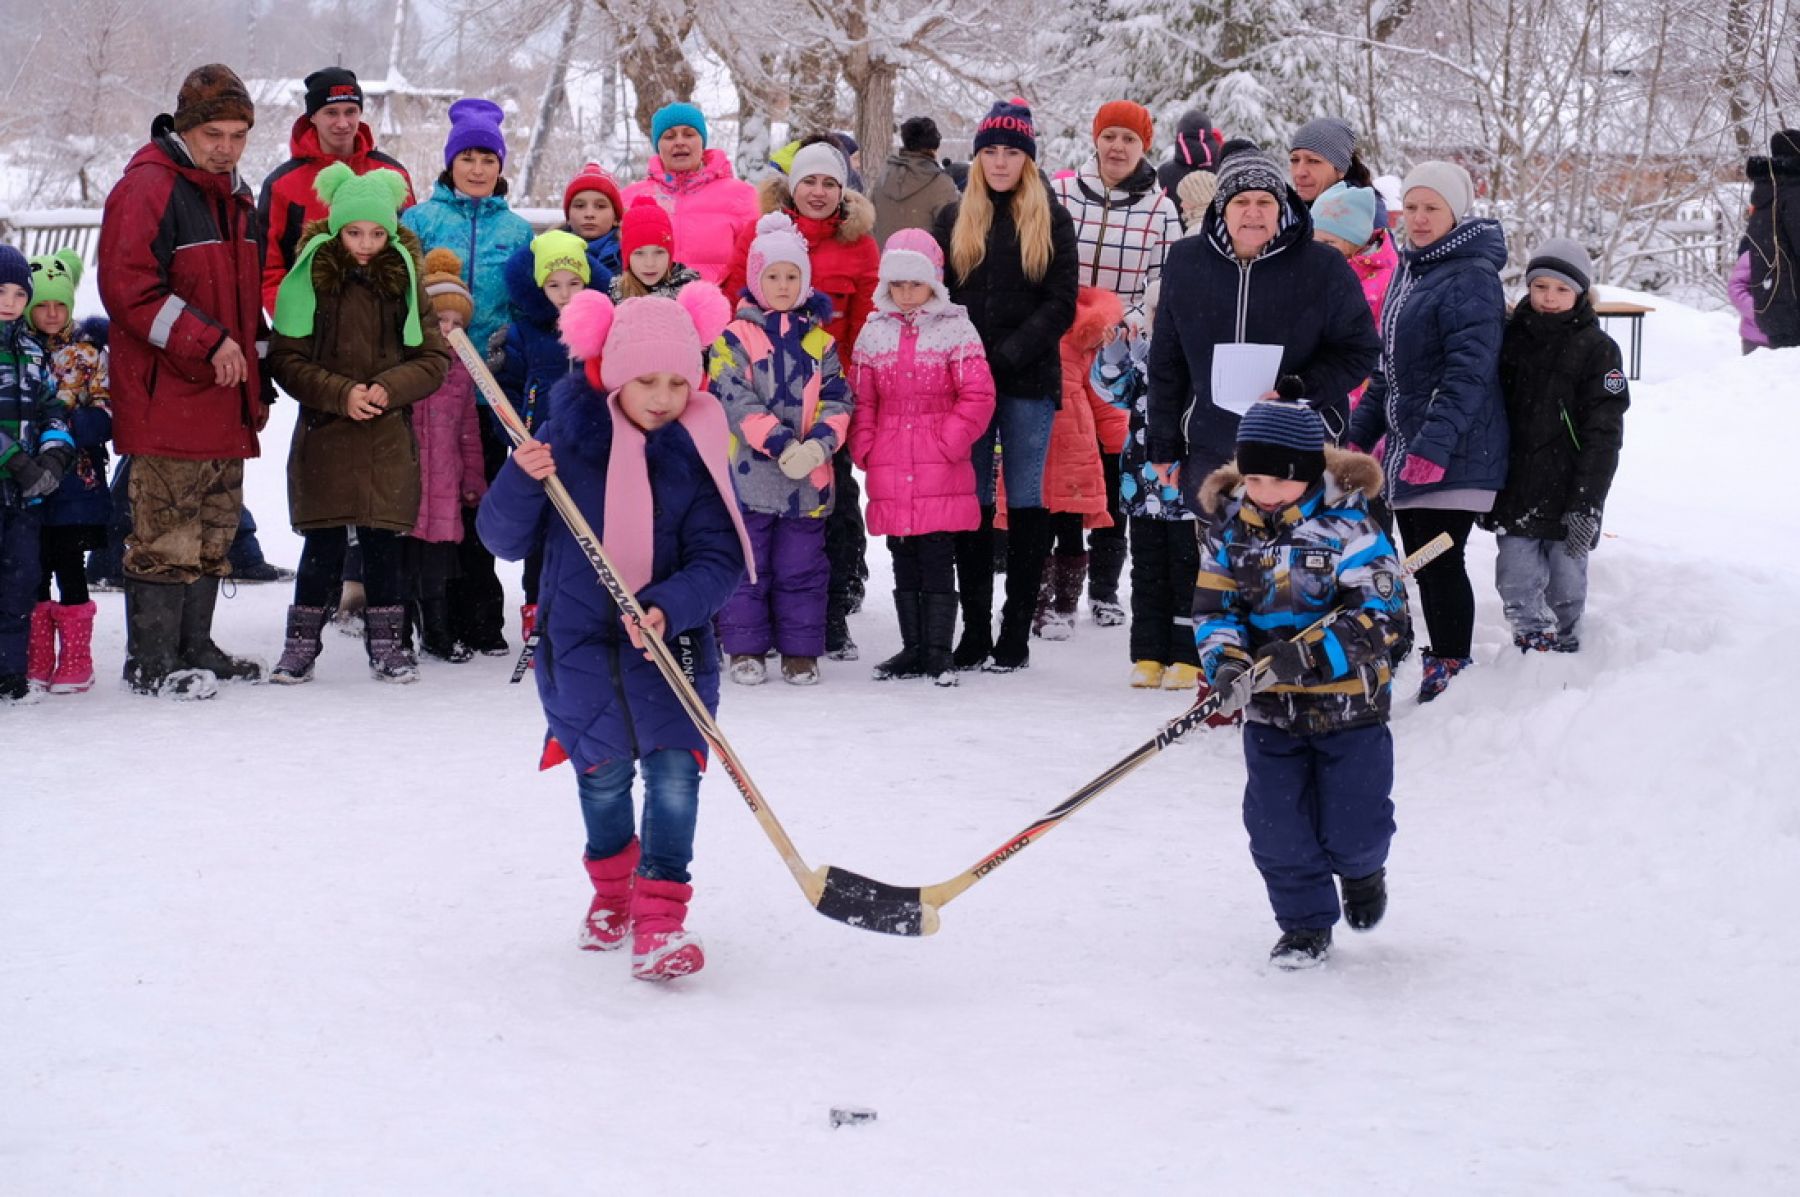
[98,63,273,699]
[256,67,416,315]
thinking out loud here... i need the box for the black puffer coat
[1483,297,1628,539]
[1144,186,1379,484]
[1745,143,1800,347]
[932,186,1079,400]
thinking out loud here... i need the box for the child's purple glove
[1399,454,1446,486]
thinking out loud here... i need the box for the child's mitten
[1255,637,1317,686]
[778,438,831,480]
[1562,507,1601,560]
[1398,454,1445,486]
[1210,658,1254,716]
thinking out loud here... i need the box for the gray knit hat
[1525,237,1594,293]
[1213,150,1289,214]
[1402,161,1475,223]
[1289,117,1356,173]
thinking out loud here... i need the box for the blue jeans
[576,748,702,882]
[972,395,1056,508]
[1494,532,1589,641]
[1243,722,1395,932]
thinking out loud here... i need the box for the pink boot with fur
[630,878,705,981]
[26,602,56,690]
[580,838,640,951]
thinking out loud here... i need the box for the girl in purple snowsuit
[709,212,853,687]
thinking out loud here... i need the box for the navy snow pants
[1242,721,1395,931]
[0,505,43,676]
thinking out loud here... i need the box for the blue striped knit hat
[1236,396,1326,484]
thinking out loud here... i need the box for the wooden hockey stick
[809,531,1455,936]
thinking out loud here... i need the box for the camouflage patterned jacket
[1194,448,1408,736]
[0,318,72,510]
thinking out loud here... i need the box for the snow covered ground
[5,296,1796,1193]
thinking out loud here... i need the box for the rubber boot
[872,591,924,680]
[952,507,995,670]
[920,592,960,687]
[364,605,419,683]
[988,507,1051,672]
[124,579,216,700]
[271,605,330,684]
[179,576,266,682]
[1088,535,1127,625]
[26,602,55,690]
[47,601,97,694]
[631,877,705,980]
[580,838,640,951]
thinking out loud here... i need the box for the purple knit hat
[444,98,508,167]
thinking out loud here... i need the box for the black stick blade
[816,867,938,937]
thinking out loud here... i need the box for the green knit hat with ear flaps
[274,162,422,345]
[26,249,83,318]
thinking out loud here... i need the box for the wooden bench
[1593,301,1654,380]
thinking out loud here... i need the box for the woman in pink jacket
[849,229,996,686]
[620,103,760,286]
[1311,182,1398,408]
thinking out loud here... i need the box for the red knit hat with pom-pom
[620,196,676,259]
[563,162,624,220]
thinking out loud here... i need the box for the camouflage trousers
[124,455,246,583]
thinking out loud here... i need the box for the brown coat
[268,223,449,533]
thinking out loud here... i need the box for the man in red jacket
[99,63,272,699]
[257,67,416,315]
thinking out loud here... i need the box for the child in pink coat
[849,229,995,685]
[406,249,488,662]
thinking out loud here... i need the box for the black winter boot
[418,598,473,663]
[124,579,217,699]
[1088,534,1127,626]
[872,591,925,680]
[920,592,960,687]
[1341,868,1387,932]
[179,575,266,682]
[987,507,1050,672]
[825,598,858,661]
[1269,927,1332,970]
[952,508,996,670]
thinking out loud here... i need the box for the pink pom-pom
[559,289,615,360]
[676,281,732,347]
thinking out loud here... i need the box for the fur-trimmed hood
[1198,445,1383,515]
[299,217,426,297]
[757,175,876,244]
[1069,286,1124,352]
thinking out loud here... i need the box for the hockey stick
[809,531,1454,937]
[509,632,539,683]
[447,330,845,917]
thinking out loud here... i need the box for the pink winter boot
[580,838,640,951]
[26,602,56,690]
[630,878,705,981]
[48,601,97,694]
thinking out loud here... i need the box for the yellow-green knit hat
[531,229,590,287]
[275,163,421,345]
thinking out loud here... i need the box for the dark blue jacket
[491,245,580,433]
[579,227,621,286]
[42,318,114,528]
[1145,189,1379,485]
[1348,218,1509,504]
[476,375,747,773]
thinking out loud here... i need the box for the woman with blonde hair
[931,98,1078,672]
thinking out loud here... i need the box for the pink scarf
[602,387,757,594]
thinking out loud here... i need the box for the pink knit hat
[554,283,754,593]
[877,228,949,305]
[559,283,732,394]
[745,211,812,307]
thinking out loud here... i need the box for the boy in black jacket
[1483,239,1628,653]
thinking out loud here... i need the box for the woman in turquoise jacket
[399,98,534,655]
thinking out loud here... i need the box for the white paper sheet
[1210,343,1285,417]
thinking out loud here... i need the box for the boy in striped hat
[1192,393,1409,970]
